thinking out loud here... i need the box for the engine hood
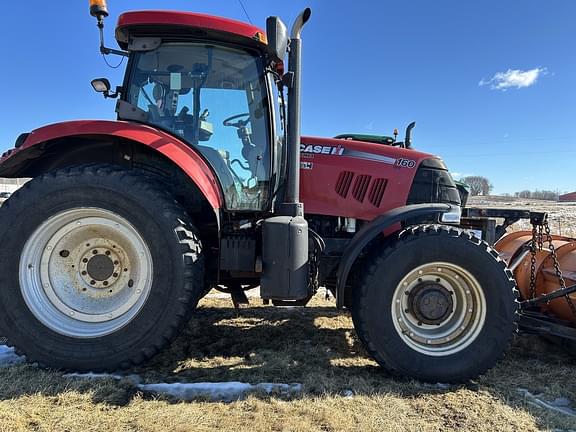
[300,136,438,166]
[298,136,448,221]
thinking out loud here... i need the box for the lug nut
[59,250,70,258]
[105,251,111,256]
[82,271,87,276]
[92,250,98,255]
[83,258,88,263]
[90,280,96,285]
[113,273,118,278]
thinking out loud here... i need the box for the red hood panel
[299,136,438,220]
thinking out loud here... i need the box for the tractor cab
[109,11,281,212]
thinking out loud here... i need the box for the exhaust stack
[261,9,312,302]
[284,8,312,209]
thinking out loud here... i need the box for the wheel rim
[391,262,486,356]
[19,208,153,338]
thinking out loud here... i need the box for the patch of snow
[0,345,24,367]
[517,388,576,417]
[138,382,302,401]
[63,372,302,402]
[63,372,143,385]
[64,372,125,380]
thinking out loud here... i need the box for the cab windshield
[126,43,272,211]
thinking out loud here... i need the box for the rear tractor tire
[0,165,205,371]
[351,225,518,383]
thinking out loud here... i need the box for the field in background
[469,196,576,237]
[0,295,574,432]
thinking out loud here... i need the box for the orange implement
[495,231,576,322]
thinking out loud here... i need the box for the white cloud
[479,67,547,91]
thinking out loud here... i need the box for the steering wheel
[223,113,250,128]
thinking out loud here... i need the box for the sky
[0,1,574,194]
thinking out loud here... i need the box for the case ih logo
[300,144,345,155]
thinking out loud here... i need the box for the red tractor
[0,1,520,383]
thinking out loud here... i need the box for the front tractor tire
[351,225,518,383]
[0,165,204,371]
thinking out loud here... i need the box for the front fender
[336,203,455,308]
[0,120,224,210]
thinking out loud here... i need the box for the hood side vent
[368,178,388,207]
[352,175,371,202]
[335,171,354,198]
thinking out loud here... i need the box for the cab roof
[116,10,267,50]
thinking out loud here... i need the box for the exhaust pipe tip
[291,8,312,39]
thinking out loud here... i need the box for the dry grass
[0,295,574,432]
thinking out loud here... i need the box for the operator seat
[195,144,236,198]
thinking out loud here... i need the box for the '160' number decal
[396,158,416,168]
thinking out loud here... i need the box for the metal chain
[529,223,538,300]
[544,221,576,316]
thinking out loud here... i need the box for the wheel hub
[87,255,114,281]
[409,282,453,325]
[79,247,123,288]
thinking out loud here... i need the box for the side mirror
[266,17,288,64]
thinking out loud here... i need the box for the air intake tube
[405,121,416,149]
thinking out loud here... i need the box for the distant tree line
[511,190,559,200]
[459,176,560,200]
[460,176,493,196]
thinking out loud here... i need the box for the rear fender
[336,203,454,308]
[0,120,224,210]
